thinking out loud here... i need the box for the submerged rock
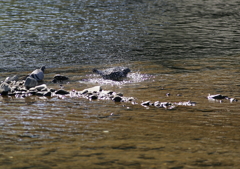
[55,89,70,95]
[52,74,69,83]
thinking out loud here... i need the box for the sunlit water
[1,0,240,168]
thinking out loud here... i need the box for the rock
[24,76,38,89]
[43,91,52,97]
[36,91,52,97]
[84,86,102,94]
[154,101,161,107]
[4,75,19,83]
[141,101,151,106]
[207,94,228,100]
[127,97,135,102]
[0,82,11,95]
[116,92,123,97]
[81,89,88,94]
[55,89,70,95]
[36,92,44,96]
[89,94,98,100]
[177,101,196,106]
[50,88,56,92]
[113,96,122,102]
[228,98,238,102]
[30,84,48,91]
[52,74,69,83]
[92,67,131,81]
[159,102,171,108]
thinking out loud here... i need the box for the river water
[1,0,240,168]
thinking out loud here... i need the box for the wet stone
[55,89,70,95]
[141,101,152,106]
[36,92,44,96]
[154,101,161,107]
[86,86,102,93]
[52,74,69,83]
[24,76,38,89]
[113,96,122,102]
[0,82,11,94]
[4,75,19,83]
[116,92,123,97]
[30,84,48,91]
[50,88,56,92]
[89,94,98,100]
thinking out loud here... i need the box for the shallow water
[1,0,240,168]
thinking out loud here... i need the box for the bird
[29,66,45,81]
[92,67,130,81]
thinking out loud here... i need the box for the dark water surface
[1,0,240,168]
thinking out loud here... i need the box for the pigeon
[92,67,130,81]
[29,66,45,81]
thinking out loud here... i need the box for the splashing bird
[92,67,130,81]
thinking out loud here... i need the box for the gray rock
[4,75,19,83]
[55,89,69,95]
[24,76,38,89]
[0,82,11,95]
[52,74,69,83]
[93,67,130,81]
[127,97,135,102]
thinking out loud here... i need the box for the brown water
[1,0,240,168]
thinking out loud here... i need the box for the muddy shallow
[1,56,240,169]
[1,0,240,168]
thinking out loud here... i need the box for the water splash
[82,72,154,86]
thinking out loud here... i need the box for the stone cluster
[0,75,53,97]
[0,75,135,103]
[141,100,196,109]
[1,68,237,109]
